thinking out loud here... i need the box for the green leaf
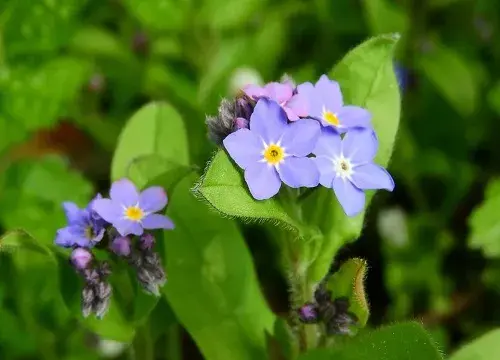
[362,0,409,35]
[468,178,500,257]
[69,27,133,60]
[416,41,478,117]
[111,101,189,181]
[0,156,94,247]
[164,174,275,360]
[306,34,401,284]
[2,0,85,58]
[122,0,186,31]
[326,258,370,327]
[2,57,91,130]
[299,322,443,360]
[199,0,265,30]
[487,80,500,116]
[449,329,500,360]
[126,154,194,190]
[82,300,136,342]
[0,230,56,262]
[195,150,301,233]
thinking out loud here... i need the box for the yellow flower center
[125,205,144,222]
[263,144,284,165]
[322,109,340,126]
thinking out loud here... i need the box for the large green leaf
[164,174,275,360]
[195,150,302,233]
[2,57,91,130]
[449,329,500,360]
[299,322,443,360]
[468,179,500,257]
[306,34,401,284]
[122,0,186,31]
[111,101,189,181]
[416,41,478,117]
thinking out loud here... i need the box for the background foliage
[1,0,500,359]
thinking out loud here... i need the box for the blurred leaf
[122,0,185,31]
[468,178,500,257]
[126,154,194,190]
[3,57,91,130]
[0,230,56,262]
[195,150,301,233]
[2,0,85,58]
[428,0,467,8]
[199,0,265,30]
[164,174,275,360]
[362,0,408,35]
[111,101,189,181]
[449,329,500,360]
[82,300,136,342]
[326,258,370,327]
[150,37,183,58]
[306,34,401,284]
[69,27,132,60]
[416,41,478,117]
[299,322,443,360]
[0,155,94,246]
[487,80,500,116]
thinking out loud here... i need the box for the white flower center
[333,155,353,179]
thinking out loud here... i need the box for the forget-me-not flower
[223,98,320,200]
[243,81,308,121]
[298,74,372,132]
[92,179,174,236]
[55,194,106,248]
[313,127,394,216]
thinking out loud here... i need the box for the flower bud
[71,248,93,270]
[139,233,155,250]
[110,236,131,256]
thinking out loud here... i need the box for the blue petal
[62,202,84,226]
[244,162,281,200]
[278,157,319,188]
[332,177,365,217]
[223,128,263,169]
[110,178,139,207]
[313,156,335,188]
[249,98,288,144]
[341,128,378,164]
[351,164,395,191]
[280,119,320,157]
[114,219,143,237]
[313,127,341,158]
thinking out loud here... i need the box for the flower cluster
[206,75,395,216]
[55,178,174,318]
[297,283,358,336]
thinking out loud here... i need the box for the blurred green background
[1,0,500,359]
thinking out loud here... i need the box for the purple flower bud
[298,303,319,324]
[234,117,249,130]
[140,233,155,250]
[71,248,93,270]
[111,236,131,256]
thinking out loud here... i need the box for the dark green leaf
[164,174,275,360]
[299,322,443,360]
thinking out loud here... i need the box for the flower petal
[244,162,281,200]
[55,227,76,247]
[139,186,168,213]
[114,219,143,237]
[285,93,309,119]
[280,119,320,157]
[315,74,343,112]
[297,82,322,119]
[63,202,83,225]
[337,106,372,129]
[243,84,267,99]
[223,128,263,169]
[110,178,140,206]
[264,82,293,104]
[92,199,122,223]
[313,156,335,188]
[142,214,175,230]
[341,128,378,164]
[313,127,342,158]
[250,98,287,143]
[278,157,319,188]
[332,177,366,217]
[351,164,395,191]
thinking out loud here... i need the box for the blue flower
[55,194,107,248]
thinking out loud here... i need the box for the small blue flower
[55,194,107,248]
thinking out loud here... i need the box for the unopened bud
[111,236,131,256]
[71,248,93,270]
